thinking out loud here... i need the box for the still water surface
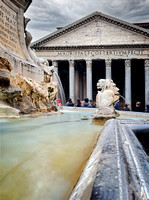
[0,111,102,200]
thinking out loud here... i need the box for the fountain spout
[53,72,66,105]
[119,95,126,101]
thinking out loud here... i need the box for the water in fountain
[0,111,102,200]
[119,95,126,101]
[53,72,66,105]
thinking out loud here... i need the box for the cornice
[31,12,149,48]
[34,44,149,51]
[10,0,32,12]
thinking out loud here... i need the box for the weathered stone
[0,85,21,100]
[0,101,20,118]
[0,69,10,86]
[69,119,149,200]
[0,1,44,82]
[9,73,58,113]
[0,57,13,71]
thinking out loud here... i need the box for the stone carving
[86,60,92,67]
[0,57,21,100]
[145,60,149,67]
[105,59,111,67]
[125,59,131,67]
[93,79,119,123]
[0,1,58,117]
[9,73,58,114]
[0,57,58,116]
[0,57,21,117]
[24,17,55,80]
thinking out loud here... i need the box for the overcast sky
[25,0,149,42]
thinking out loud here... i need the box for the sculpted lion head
[97,79,119,95]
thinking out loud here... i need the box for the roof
[134,23,149,30]
[31,11,149,48]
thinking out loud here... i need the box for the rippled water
[0,111,102,200]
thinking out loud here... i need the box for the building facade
[32,12,149,110]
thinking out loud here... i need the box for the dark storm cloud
[25,0,149,41]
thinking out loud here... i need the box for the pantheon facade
[31,12,149,110]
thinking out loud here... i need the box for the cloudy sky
[25,0,149,42]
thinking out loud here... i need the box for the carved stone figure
[10,73,58,114]
[24,17,55,80]
[93,79,119,123]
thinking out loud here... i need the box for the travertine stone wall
[0,0,44,82]
[0,47,44,82]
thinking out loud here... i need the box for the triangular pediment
[31,11,149,48]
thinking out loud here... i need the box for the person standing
[114,102,120,110]
[145,105,149,112]
[82,98,90,107]
[76,99,81,107]
[124,104,130,111]
[65,98,74,107]
[134,101,144,112]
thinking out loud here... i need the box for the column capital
[69,60,74,67]
[145,60,149,67]
[52,60,58,67]
[125,59,131,67]
[86,60,92,67]
[105,59,111,67]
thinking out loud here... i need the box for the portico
[31,11,149,110]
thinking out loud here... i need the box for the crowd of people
[115,101,149,113]
[56,98,96,108]
[56,98,149,113]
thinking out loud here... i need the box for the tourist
[88,100,93,108]
[114,102,120,110]
[76,99,81,107]
[56,99,62,106]
[134,101,144,112]
[124,104,130,111]
[145,105,149,112]
[65,98,74,107]
[82,98,90,107]
[89,100,96,108]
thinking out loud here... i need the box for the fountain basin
[1,107,149,200]
[69,117,149,200]
[0,110,102,200]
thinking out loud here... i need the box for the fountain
[0,0,58,117]
[1,1,149,200]
[93,79,120,123]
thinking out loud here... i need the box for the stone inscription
[57,49,144,57]
[0,2,23,58]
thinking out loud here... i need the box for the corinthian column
[105,59,112,79]
[125,59,131,108]
[69,60,75,101]
[145,60,149,106]
[86,60,92,100]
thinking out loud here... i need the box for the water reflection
[0,112,102,200]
